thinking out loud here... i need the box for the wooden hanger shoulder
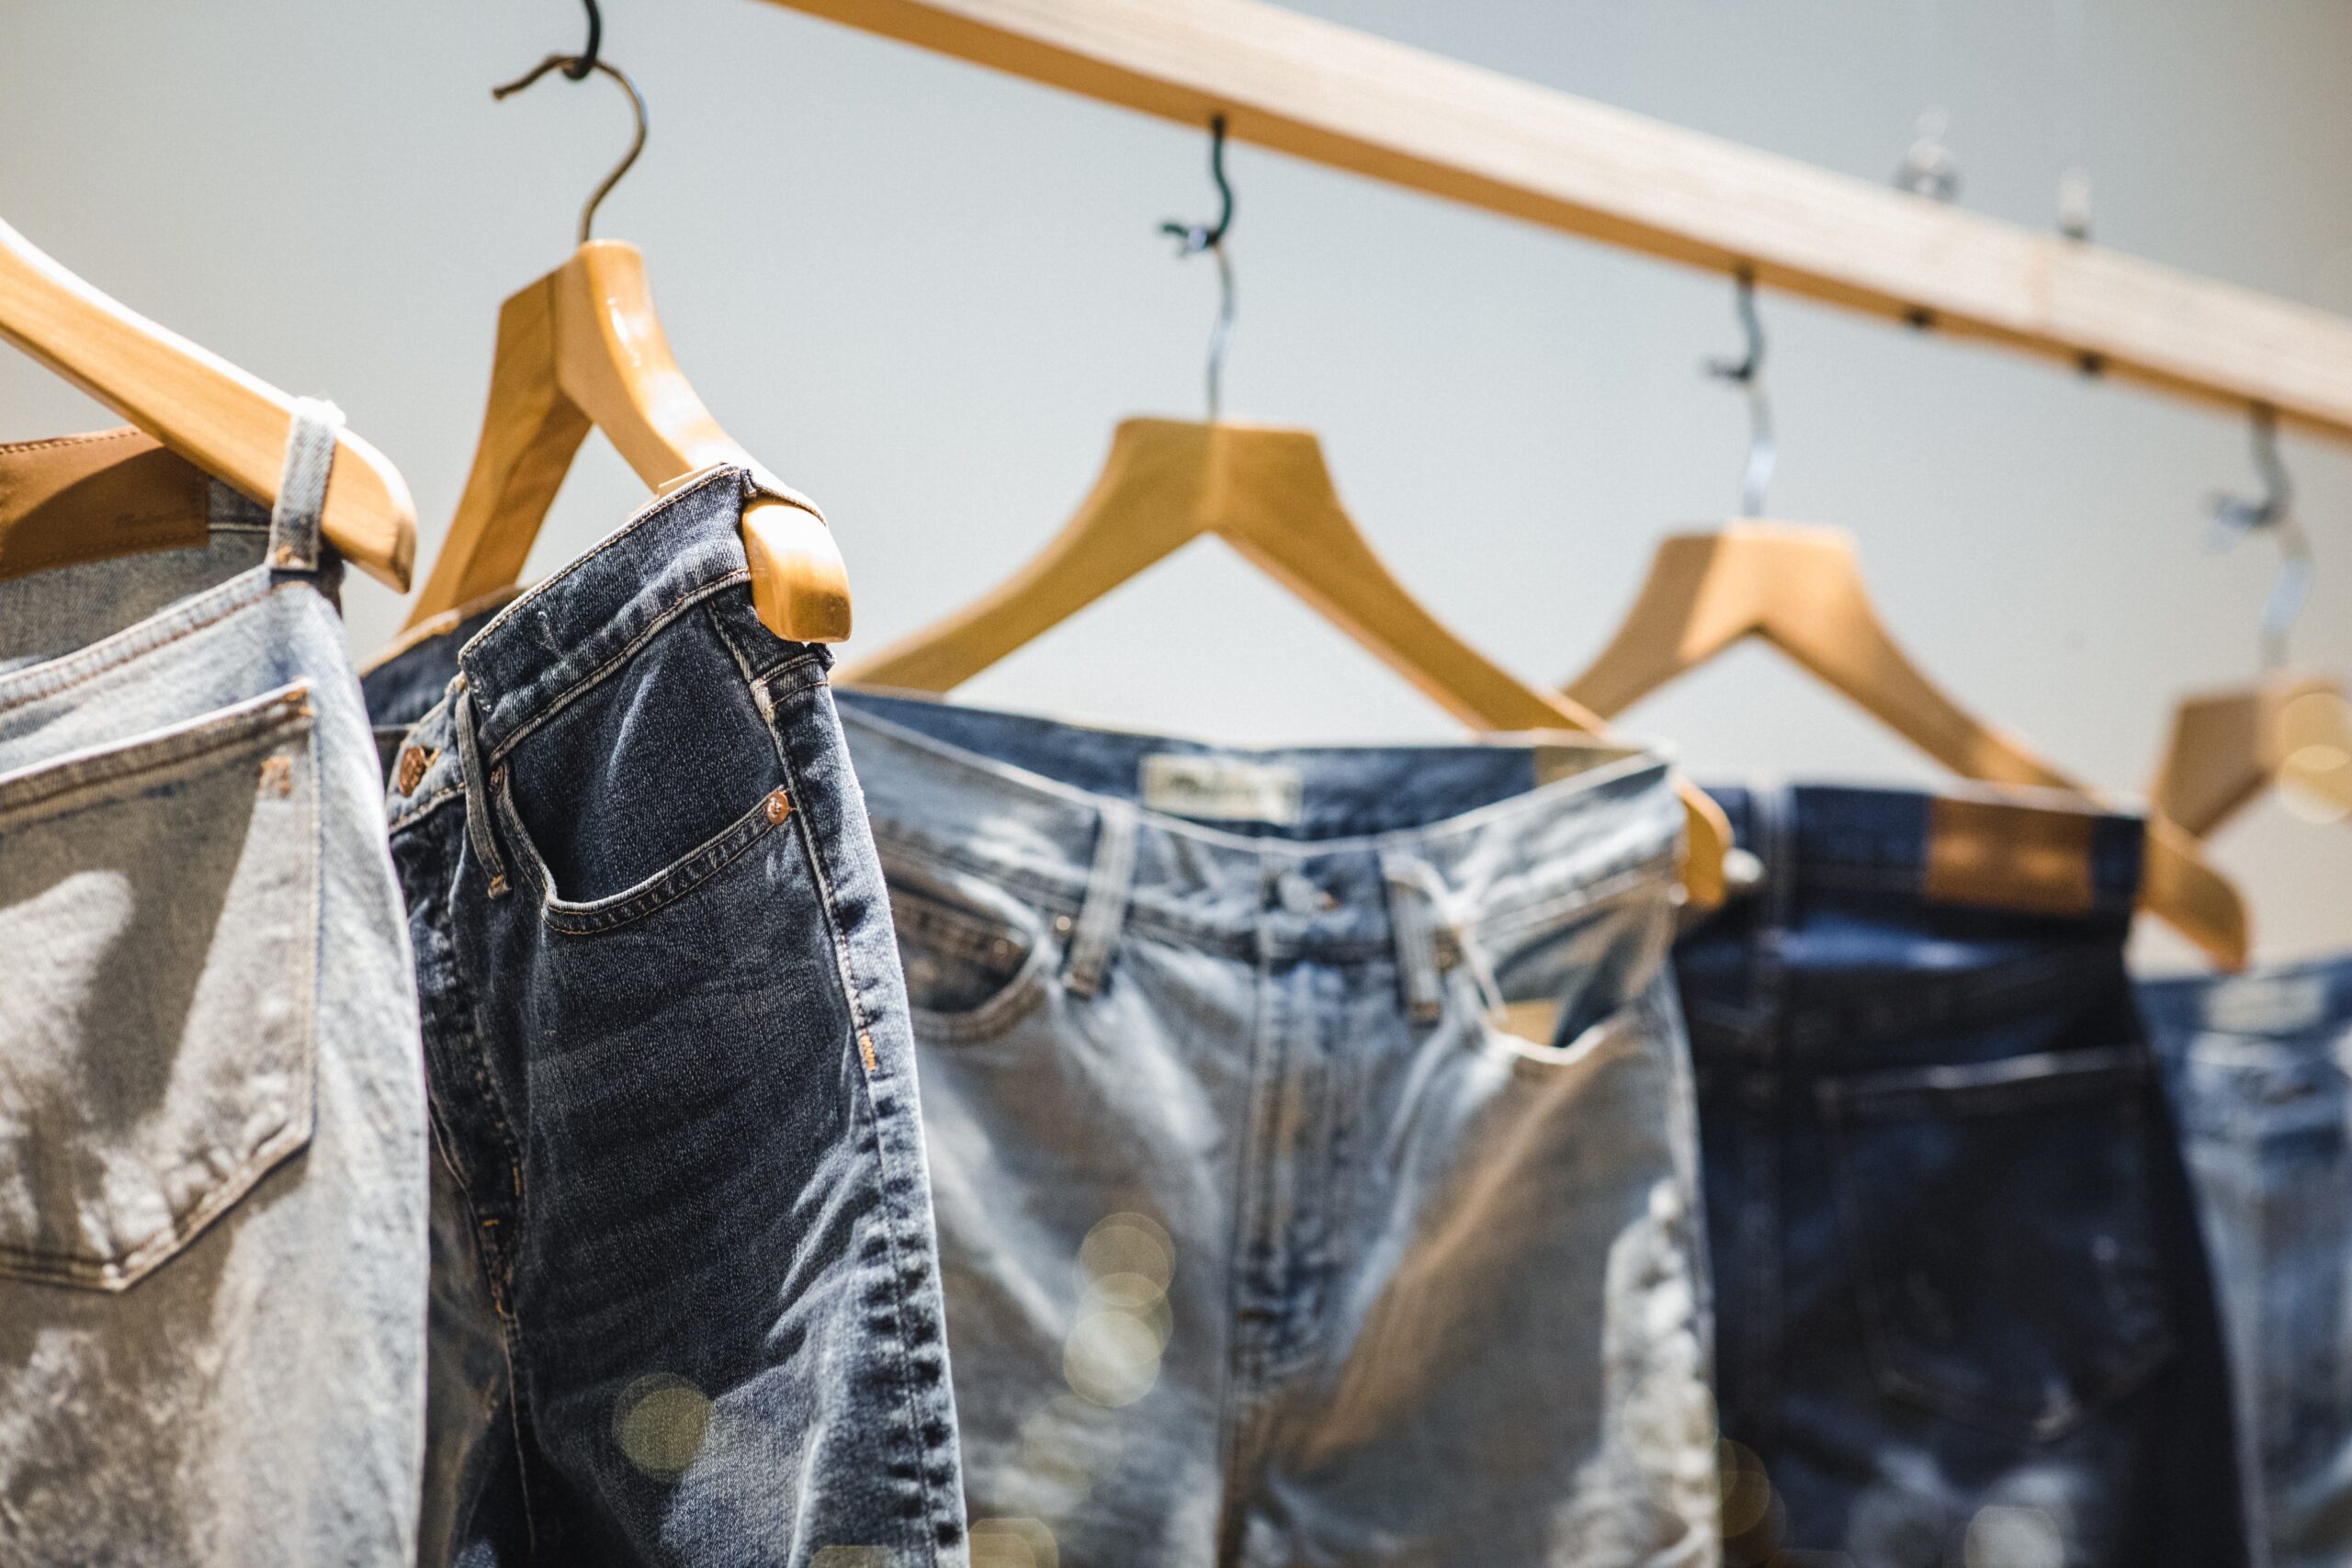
[0,217,415,588]
[2152,672,2352,838]
[850,416,1730,904]
[405,240,849,641]
[1566,519,2247,964]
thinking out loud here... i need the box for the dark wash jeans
[373,468,967,1568]
[1679,784,2247,1568]
[2143,955,2352,1568]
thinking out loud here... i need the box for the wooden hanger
[402,239,849,641]
[2152,412,2352,839]
[2151,673,2352,837]
[846,416,1732,906]
[1562,522,2250,965]
[0,214,415,587]
[405,46,847,642]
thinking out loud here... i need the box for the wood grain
[758,0,2352,444]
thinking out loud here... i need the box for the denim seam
[459,466,741,667]
[424,825,543,1551]
[418,1111,541,1559]
[390,781,468,835]
[0,568,287,715]
[1466,855,1681,948]
[491,771,790,937]
[768,686,953,1558]
[0,682,312,826]
[710,594,830,699]
[472,569,753,767]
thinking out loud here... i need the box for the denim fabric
[0,423,429,1565]
[836,689,1720,1568]
[378,467,966,1568]
[2143,955,2352,1568]
[1679,783,2246,1568]
[360,587,519,781]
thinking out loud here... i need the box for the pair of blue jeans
[837,691,1722,1568]
[0,416,429,1566]
[1679,784,2248,1568]
[373,468,967,1568]
[2143,954,2352,1568]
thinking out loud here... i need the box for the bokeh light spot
[613,1373,711,1481]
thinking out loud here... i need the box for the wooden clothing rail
[758,0,2352,447]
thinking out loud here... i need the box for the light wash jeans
[2144,955,2352,1568]
[0,416,429,1565]
[838,690,1720,1568]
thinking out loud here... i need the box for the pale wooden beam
[756,0,2352,446]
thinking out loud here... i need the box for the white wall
[4,0,2346,965]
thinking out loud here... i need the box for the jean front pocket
[0,683,319,1292]
[485,600,808,937]
[877,846,1054,1045]
[1818,1044,2181,1440]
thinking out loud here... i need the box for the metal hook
[562,0,603,80]
[1894,108,1962,203]
[2207,407,2314,670]
[493,15,646,246]
[1704,269,1776,517]
[1160,115,1237,423]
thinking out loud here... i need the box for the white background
[3,0,2347,966]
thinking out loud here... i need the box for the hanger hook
[1160,114,1237,423]
[562,0,603,80]
[1703,269,1776,517]
[2208,405,2312,671]
[493,6,646,246]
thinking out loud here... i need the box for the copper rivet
[763,788,793,824]
[396,745,430,795]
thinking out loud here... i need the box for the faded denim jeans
[375,468,967,1568]
[838,690,1721,1568]
[2143,955,2352,1568]
[1680,783,2247,1568]
[0,417,429,1565]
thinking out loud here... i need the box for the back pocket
[1818,1045,2180,1440]
[0,683,320,1292]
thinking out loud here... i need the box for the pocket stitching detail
[492,770,791,936]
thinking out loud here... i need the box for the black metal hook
[493,14,647,247]
[562,0,604,80]
[1160,115,1237,422]
[1159,113,1234,256]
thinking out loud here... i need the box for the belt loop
[268,397,343,575]
[1374,851,1448,1024]
[453,677,512,899]
[1063,802,1137,999]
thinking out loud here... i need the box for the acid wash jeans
[0,417,429,1565]
[1679,783,2248,1568]
[2143,954,2352,1568]
[375,467,967,1568]
[834,689,1721,1568]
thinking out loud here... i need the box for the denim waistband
[1677,781,2149,1055]
[835,688,1684,967]
[1707,779,2146,919]
[455,467,826,768]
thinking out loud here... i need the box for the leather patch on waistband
[1922,794,2098,916]
[0,428,211,579]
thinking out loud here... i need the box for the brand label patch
[1140,755,1305,825]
